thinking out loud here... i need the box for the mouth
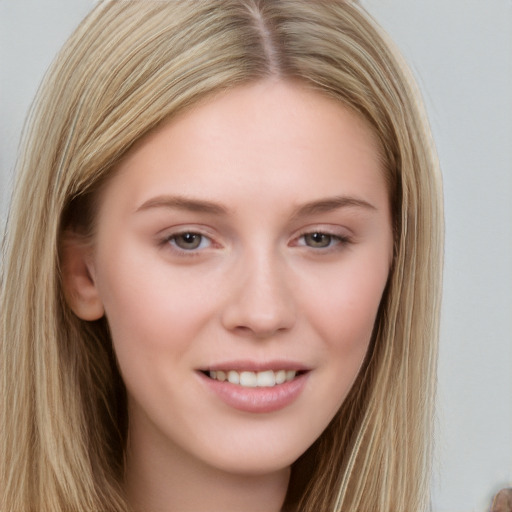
[198,364,310,413]
[201,369,307,388]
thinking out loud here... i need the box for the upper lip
[199,360,311,372]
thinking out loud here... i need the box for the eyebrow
[290,196,376,220]
[135,194,376,217]
[135,195,230,215]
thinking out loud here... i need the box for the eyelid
[168,232,211,251]
[157,225,222,255]
[291,224,353,240]
[290,225,354,250]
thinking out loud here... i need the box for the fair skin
[63,80,393,512]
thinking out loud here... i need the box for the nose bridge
[221,242,296,337]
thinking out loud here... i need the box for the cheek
[304,258,388,352]
[93,244,213,371]
[299,255,390,411]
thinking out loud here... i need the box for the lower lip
[198,372,309,413]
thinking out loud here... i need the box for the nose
[220,251,296,338]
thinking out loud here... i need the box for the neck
[124,426,290,512]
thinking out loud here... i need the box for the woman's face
[86,80,393,475]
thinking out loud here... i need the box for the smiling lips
[200,366,309,413]
[208,369,298,388]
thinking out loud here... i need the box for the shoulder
[490,488,512,512]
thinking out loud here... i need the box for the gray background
[1,1,511,511]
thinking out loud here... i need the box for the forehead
[102,79,388,214]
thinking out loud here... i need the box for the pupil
[307,233,330,247]
[177,233,201,249]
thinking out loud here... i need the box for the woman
[0,1,443,511]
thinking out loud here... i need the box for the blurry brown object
[491,488,512,512]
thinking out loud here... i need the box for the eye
[302,232,335,248]
[168,232,211,251]
[299,232,348,249]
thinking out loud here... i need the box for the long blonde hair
[0,1,443,511]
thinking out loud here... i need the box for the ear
[60,233,105,321]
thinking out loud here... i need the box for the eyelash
[295,231,351,251]
[162,231,214,253]
[160,228,351,256]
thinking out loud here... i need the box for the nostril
[219,269,296,336]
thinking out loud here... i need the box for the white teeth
[209,369,298,387]
[227,370,240,384]
[256,370,276,387]
[286,370,296,381]
[275,370,286,384]
[240,371,258,387]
